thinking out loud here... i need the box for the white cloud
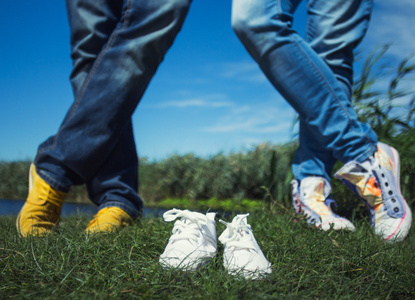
[219,61,269,83]
[204,119,292,133]
[157,98,234,108]
[202,101,296,134]
[149,93,235,109]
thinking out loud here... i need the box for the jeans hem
[354,144,377,163]
[99,200,142,219]
[37,168,70,193]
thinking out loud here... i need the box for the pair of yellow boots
[16,164,133,237]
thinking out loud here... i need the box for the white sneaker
[219,214,272,279]
[335,142,412,242]
[159,209,217,271]
[291,177,356,231]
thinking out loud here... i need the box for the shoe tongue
[238,215,248,224]
[206,212,216,221]
[235,216,251,238]
[360,154,376,171]
[300,177,331,199]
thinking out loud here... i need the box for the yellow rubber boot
[16,164,66,237]
[86,207,133,234]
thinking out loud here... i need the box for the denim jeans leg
[63,0,142,217]
[232,0,378,169]
[292,0,376,182]
[85,121,142,218]
[34,0,192,209]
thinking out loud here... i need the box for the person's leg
[65,0,142,219]
[292,0,374,182]
[232,0,375,231]
[291,0,374,231]
[18,0,192,236]
[231,0,377,166]
[17,0,125,237]
[232,0,411,240]
[84,121,142,233]
[295,1,410,242]
[35,0,191,190]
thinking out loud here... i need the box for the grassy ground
[1,209,414,299]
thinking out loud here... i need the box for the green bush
[139,143,295,206]
[0,161,30,199]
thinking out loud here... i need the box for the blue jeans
[232,0,378,182]
[34,0,192,218]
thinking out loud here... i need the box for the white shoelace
[163,209,208,244]
[219,214,256,251]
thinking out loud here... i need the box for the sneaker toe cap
[375,203,412,242]
[159,248,215,270]
[224,251,272,278]
[320,217,356,231]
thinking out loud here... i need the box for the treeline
[0,130,414,211]
[0,143,294,205]
[138,142,295,206]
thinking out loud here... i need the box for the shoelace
[219,214,256,251]
[163,209,208,243]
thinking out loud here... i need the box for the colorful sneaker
[16,164,66,237]
[219,214,272,279]
[291,177,355,231]
[86,207,133,234]
[334,142,412,242]
[159,209,217,271]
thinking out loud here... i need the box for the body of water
[0,199,167,218]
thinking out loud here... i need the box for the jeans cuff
[36,168,71,193]
[354,144,378,163]
[99,200,143,219]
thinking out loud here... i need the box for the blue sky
[0,0,414,161]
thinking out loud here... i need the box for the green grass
[1,210,415,299]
